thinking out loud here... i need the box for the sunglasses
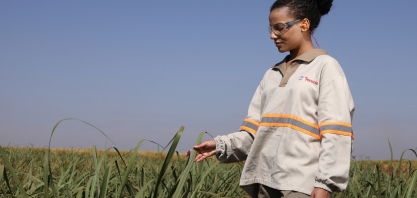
[269,19,302,36]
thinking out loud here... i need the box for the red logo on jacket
[299,76,318,85]
[305,77,318,85]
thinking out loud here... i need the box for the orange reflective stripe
[240,126,257,135]
[263,114,319,129]
[244,118,260,126]
[246,115,354,140]
[260,123,320,139]
[240,118,259,135]
[260,114,320,139]
[319,122,352,127]
[319,121,354,139]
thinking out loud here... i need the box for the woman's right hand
[187,139,216,162]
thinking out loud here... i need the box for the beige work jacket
[214,49,354,195]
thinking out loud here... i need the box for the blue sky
[1,1,416,159]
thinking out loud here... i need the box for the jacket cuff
[314,178,332,193]
[314,171,335,193]
[213,136,226,159]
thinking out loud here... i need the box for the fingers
[310,188,330,198]
[195,152,210,162]
[193,142,207,149]
[193,139,215,149]
[194,150,216,162]
[194,153,205,162]
[310,190,315,198]
[187,141,206,157]
[188,139,217,162]
[310,188,316,198]
[187,149,204,162]
[194,152,205,162]
[208,150,216,158]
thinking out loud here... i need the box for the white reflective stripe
[320,125,352,133]
[241,121,259,132]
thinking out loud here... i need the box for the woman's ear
[301,23,308,30]
[300,18,310,31]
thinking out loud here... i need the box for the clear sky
[1,1,417,159]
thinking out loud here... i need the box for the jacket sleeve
[214,77,264,163]
[314,58,355,192]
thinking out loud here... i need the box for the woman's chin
[277,47,287,53]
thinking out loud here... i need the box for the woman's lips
[275,42,283,47]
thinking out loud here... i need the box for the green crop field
[1,120,417,197]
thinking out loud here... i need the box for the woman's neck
[288,42,315,61]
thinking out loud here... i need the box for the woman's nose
[270,31,278,40]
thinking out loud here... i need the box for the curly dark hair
[270,0,333,32]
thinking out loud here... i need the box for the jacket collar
[272,49,328,68]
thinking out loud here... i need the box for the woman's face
[269,7,303,53]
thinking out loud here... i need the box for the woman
[189,0,354,197]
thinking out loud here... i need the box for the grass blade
[405,170,417,198]
[98,163,113,198]
[0,146,28,198]
[152,126,185,198]
[190,160,220,198]
[172,131,206,198]
[48,118,115,149]
[0,164,4,183]
[117,140,145,197]
[2,163,14,195]
[135,179,155,198]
